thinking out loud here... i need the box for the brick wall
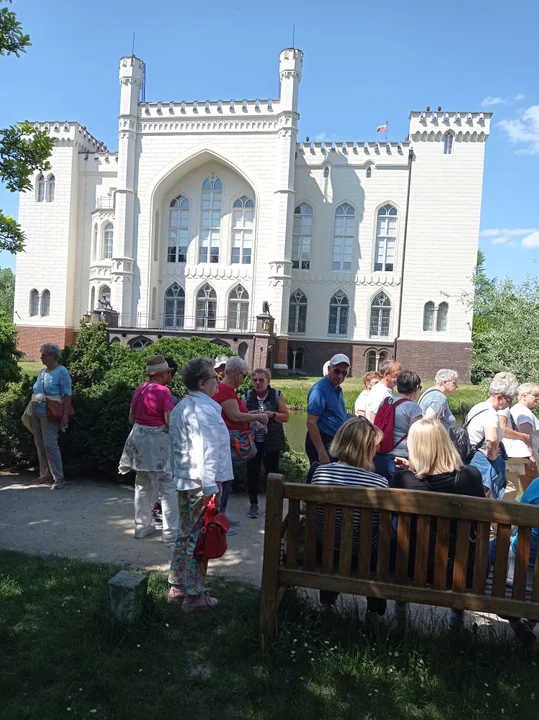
[18,326,78,359]
[274,337,288,365]
[395,339,472,382]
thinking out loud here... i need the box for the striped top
[312,462,388,555]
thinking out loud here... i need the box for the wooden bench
[259,474,539,641]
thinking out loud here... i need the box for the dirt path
[0,472,266,586]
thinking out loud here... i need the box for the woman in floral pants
[168,357,233,612]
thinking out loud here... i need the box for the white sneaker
[134,524,158,539]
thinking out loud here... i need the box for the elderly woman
[465,371,518,502]
[501,382,539,494]
[243,368,289,518]
[418,368,459,429]
[354,371,381,417]
[213,357,268,522]
[23,343,73,490]
[311,416,388,616]
[119,355,179,543]
[168,357,233,612]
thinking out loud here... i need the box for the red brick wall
[274,337,288,365]
[395,340,472,382]
[17,326,78,360]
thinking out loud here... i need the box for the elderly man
[305,353,351,465]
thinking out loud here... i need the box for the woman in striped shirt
[312,416,388,616]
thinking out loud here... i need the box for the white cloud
[522,231,539,248]
[515,93,526,101]
[481,96,507,107]
[480,228,539,248]
[498,105,539,155]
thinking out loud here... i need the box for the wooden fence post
[259,473,285,646]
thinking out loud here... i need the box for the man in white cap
[213,355,228,381]
[306,353,351,465]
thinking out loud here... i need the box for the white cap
[322,361,330,376]
[213,355,228,369]
[329,353,350,366]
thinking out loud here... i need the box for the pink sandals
[181,590,219,613]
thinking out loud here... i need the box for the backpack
[451,407,490,463]
[374,397,410,454]
[193,501,230,561]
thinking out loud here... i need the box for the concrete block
[107,570,148,624]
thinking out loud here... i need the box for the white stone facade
[14,49,491,377]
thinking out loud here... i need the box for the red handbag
[193,501,230,561]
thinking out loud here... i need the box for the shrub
[0,310,22,392]
[0,375,37,468]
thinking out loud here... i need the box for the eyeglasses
[501,394,515,404]
[417,385,423,392]
[253,378,266,383]
[203,374,218,381]
[331,368,348,377]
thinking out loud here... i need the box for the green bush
[0,310,22,392]
[0,375,37,468]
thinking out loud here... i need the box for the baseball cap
[213,355,228,369]
[322,360,330,376]
[329,353,350,366]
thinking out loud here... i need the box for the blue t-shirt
[418,388,455,429]
[33,366,72,414]
[510,478,539,568]
[307,376,348,437]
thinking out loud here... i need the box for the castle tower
[111,56,144,320]
[269,48,303,369]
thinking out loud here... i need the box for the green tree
[0,309,21,391]
[0,267,15,318]
[0,1,54,252]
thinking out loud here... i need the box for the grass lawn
[18,360,42,378]
[1,550,536,720]
[273,376,484,416]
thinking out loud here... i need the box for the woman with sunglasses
[243,368,289,518]
[212,356,268,524]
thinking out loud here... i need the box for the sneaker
[152,503,163,529]
[37,475,53,484]
[510,618,537,645]
[227,519,241,527]
[226,528,237,536]
[134,524,158,539]
[51,478,66,490]
[248,504,259,519]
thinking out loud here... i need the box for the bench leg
[259,474,285,646]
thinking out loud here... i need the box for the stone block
[107,570,148,624]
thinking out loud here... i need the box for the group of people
[119,353,290,612]
[306,354,539,640]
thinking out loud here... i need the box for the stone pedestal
[107,570,148,623]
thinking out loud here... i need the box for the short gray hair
[225,356,248,375]
[40,343,62,360]
[181,356,215,391]
[252,367,271,380]
[518,382,539,398]
[489,371,518,398]
[435,368,459,384]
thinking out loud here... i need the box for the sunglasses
[331,368,348,377]
[253,378,267,383]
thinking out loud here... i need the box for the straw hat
[144,354,171,376]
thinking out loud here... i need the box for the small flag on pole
[376,123,387,133]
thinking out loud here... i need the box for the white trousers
[134,471,179,543]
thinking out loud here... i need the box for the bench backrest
[260,474,539,627]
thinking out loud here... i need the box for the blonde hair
[329,417,383,471]
[518,383,539,398]
[362,371,381,387]
[407,417,462,479]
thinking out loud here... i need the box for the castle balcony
[115,313,258,335]
[94,196,115,211]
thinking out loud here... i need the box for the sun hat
[144,354,171,376]
[213,355,229,369]
[329,353,351,366]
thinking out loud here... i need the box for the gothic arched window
[423,301,435,331]
[200,174,222,263]
[196,283,217,329]
[437,302,449,332]
[369,292,391,338]
[30,289,39,316]
[36,175,45,202]
[168,195,189,263]
[103,224,113,259]
[231,196,254,264]
[332,203,355,271]
[328,290,349,336]
[374,204,397,272]
[41,289,50,317]
[227,285,249,331]
[288,289,307,334]
[164,283,185,328]
[292,203,313,270]
[444,133,453,155]
[47,174,55,202]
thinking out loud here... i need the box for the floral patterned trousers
[168,490,207,596]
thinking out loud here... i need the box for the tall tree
[0,267,15,318]
[0,1,54,252]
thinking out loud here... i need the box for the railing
[94,197,114,210]
[116,313,258,334]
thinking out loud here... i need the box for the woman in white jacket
[167,356,233,612]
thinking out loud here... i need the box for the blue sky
[1,0,538,281]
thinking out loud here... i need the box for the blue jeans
[374,453,397,483]
[220,479,232,513]
[471,450,506,500]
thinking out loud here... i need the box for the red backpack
[194,502,230,561]
[373,397,410,454]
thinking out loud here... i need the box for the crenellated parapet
[139,97,280,119]
[409,110,492,141]
[297,140,409,159]
[31,121,108,153]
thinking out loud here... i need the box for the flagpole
[385,120,388,144]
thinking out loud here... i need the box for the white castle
[14,48,490,378]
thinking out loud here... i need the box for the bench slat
[303,502,317,572]
[285,499,300,570]
[433,518,450,590]
[492,524,511,598]
[339,507,355,577]
[512,526,531,602]
[376,511,392,582]
[533,546,539,602]
[413,516,430,586]
[452,520,470,593]
[283,484,539,526]
[358,509,373,578]
[322,505,336,574]
[395,514,411,585]
[472,522,490,594]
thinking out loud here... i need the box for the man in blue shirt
[305,353,351,465]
